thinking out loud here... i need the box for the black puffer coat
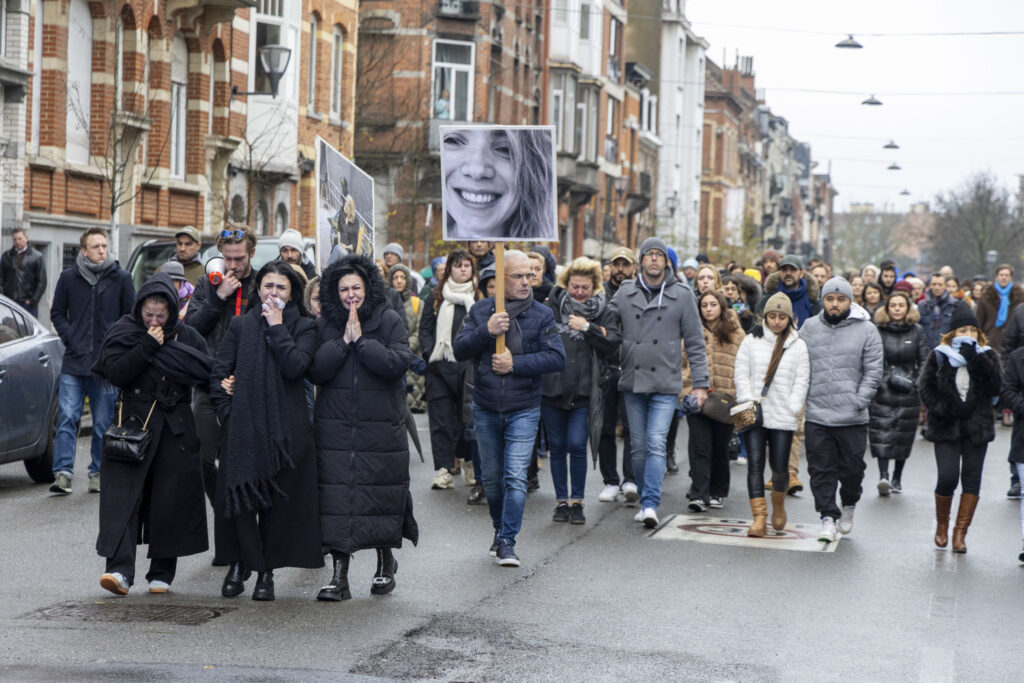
[311,255,418,554]
[868,308,930,460]
[919,345,1001,446]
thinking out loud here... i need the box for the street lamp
[862,94,883,106]
[883,140,899,150]
[887,162,901,171]
[231,44,293,100]
[835,34,863,49]
[666,191,679,217]
[987,250,998,276]
[899,189,910,196]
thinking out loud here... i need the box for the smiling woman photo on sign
[441,126,555,241]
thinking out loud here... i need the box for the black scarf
[93,274,212,389]
[222,303,299,518]
[504,295,533,355]
[556,289,605,341]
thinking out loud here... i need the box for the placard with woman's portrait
[439,125,556,242]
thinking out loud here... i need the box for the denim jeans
[623,392,678,509]
[53,373,118,475]
[472,403,541,546]
[541,403,588,501]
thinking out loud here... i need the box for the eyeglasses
[220,229,246,240]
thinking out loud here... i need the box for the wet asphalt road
[1,414,1022,682]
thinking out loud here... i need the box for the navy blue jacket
[454,296,566,413]
[50,264,135,375]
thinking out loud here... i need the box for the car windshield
[129,241,314,291]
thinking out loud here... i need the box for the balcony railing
[438,0,480,19]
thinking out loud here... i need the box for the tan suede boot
[770,490,787,531]
[934,494,953,548]
[952,493,979,553]
[747,497,768,537]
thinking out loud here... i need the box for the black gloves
[960,341,977,361]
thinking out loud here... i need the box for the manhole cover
[20,601,236,626]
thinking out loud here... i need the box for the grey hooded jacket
[801,303,884,426]
[610,269,708,394]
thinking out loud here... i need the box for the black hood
[321,253,387,327]
[133,272,181,334]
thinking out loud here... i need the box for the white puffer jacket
[733,326,810,431]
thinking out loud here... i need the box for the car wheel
[23,409,56,484]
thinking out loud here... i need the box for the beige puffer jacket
[681,309,745,397]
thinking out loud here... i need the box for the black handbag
[102,396,158,464]
[701,393,737,424]
[888,366,916,394]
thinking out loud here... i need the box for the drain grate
[20,601,236,626]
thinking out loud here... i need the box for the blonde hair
[695,264,721,291]
[557,257,604,294]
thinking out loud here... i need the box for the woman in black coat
[418,247,480,491]
[311,254,418,601]
[869,291,929,495]
[918,303,1001,554]
[93,272,213,595]
[210,262,323,601]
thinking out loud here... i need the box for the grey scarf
[504,295,534,355]
[557,290,605,340]
[76,252,116,286]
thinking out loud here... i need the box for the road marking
[928,594,956,620]
[648,514,841,552]
[932,552,958,573]
[918,646,954,682]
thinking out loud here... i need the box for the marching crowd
[8,224,1024,601]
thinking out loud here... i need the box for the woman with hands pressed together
[310,254,418,602]
[210,262,323,601]
[92,273,214,596]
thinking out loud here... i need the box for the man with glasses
[184,225,258,507]
[455,250,565,567]
[610,237,708,528]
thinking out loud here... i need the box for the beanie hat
[821,276,853,300]
[431,256,446,270]
[948,301,980,332]
[893,280,914,294]
[682,258,699,271]
[744,268,763,283]
[666,246,679,271]
[638,237,668,260]
[761,249,782,264]
[763,292,794,321]
[383,242,404,260]
[278,229,304,254]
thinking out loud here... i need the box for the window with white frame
[169,34,188,180]
[579,3,590,39]
[607,18,622,82]
[307,15,318,111]
[66,0,92,164]
[551,89,563,148]
[553,0,567,23]
[114,15,123,111]
[583,87,599,162]
[641,90,657,134]
[30,0,42,155]
[330,26,343,117]
[433,40,474,122]
[550,72,576,153]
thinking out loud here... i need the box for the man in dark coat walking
[455,249,566,568]
[49,227,135,495]
[918,273,955,350]
[1,227,47,317]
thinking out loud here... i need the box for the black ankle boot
[370,548,398,595]
[317,552,351,602]
[252,570,275,601]
[221,562,251,598]
[666,453,679,474]
[467,484,486,505]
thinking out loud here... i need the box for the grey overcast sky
[686,0,1024,212]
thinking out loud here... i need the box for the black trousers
[934,438,987,496]
[744,426,792,498]
[686,413,732,502]
[427,393,468,471]
[598,385,633,485]
[805,422,868,520]
[105,480,176,586]
[193,390,220,506]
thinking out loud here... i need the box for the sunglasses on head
[220,229,246,240]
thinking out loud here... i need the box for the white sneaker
[100,572,129,595]
[598,484,619,502]
[708,497,724,509]
[877,478,890,496]
[818,517,838,543]
[621,482,639,506]
[735,456,748,466]
[431,467,454,490]
[148,580,170,594]
[633,509,644,523]
[838,506,855,535]
[641,507,659,529]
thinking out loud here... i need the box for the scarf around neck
[995,281,1013,328]
[780,277,813,325]
[77,252,116,286]
[557,289,605,341]
[504,295,534,355]
[936,336,993,368]
[429,278,477,363]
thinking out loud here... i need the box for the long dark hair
[698,290,740,344]
[433,247,481,312]
[764,315,795,385]
[247,261,309,317]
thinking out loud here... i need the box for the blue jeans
[541,403,588,501]
[53,373,117,475]
[623,392,678,509]
[472,403,541,546]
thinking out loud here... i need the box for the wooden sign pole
[495,243,506,354]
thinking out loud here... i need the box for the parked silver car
[0,296,63,483]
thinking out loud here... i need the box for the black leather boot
[221,563,251,598]
[252,570,275,601]
[666,453,680,474]
[370,548,398,595]
[317,552,351,602]
[467,484,486,505]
